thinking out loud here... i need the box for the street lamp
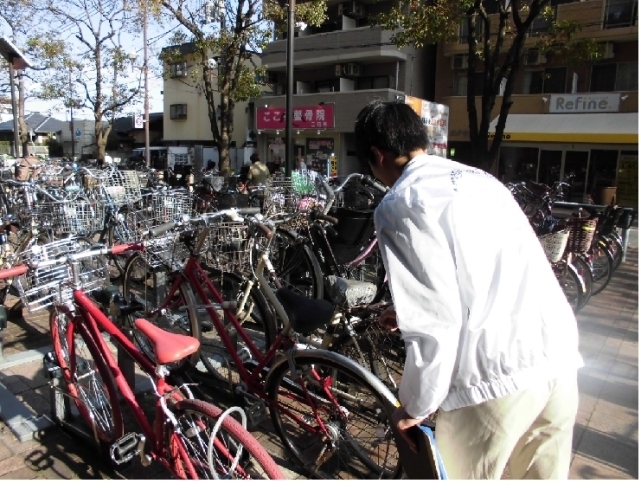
[0,37,33,159]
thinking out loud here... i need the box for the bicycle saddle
[133,318,200,365]
[325,276,377,308]
[275,287,334,335]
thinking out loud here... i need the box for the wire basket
[31,200,106,236]
[538,228,570,264]
[262,175,323,221]
[103,170,142,207]
[14,237,107,313]
[566,217,598,255]
[150,191,194,224]
[203,221,251,273]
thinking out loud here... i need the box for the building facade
[161,42,257,161]
[259,0,435,175]
[437,0,638,208]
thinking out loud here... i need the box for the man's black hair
[354,100,429,167]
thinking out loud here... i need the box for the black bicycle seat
[275,287,334,335]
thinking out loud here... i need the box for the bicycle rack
[43,351,101,447]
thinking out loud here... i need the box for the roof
[488,112,638,144]
[160,42,197,56]
[0,113,65,133]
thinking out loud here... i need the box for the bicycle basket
[150,191,194,223]
[32,200,105,236]
[538,228,570,264]
[263,176,323,221]
[203,221,251,273]
[566,217,598,255]
[15,237,106,313]
[103,169,142,206]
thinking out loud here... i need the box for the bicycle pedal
[201,322,214,333]
[246,399,268,426]
[110,432,144,465]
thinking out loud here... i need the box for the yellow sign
[330,156,338,177]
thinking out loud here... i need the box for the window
[603,0,638,28]
[315,79,339,93]
[174,154,188,166]
[170,104,188,120]
[454,72,485,96]
[615,62,638,90]
[356,76,390,90]
[590,64,616,91]
[522,67,566,94]
[459,17,483,43]
[169,62,187,78]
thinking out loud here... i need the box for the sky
[19,8,178,122]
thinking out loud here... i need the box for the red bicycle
[121,208,402,479]
[0,236,283,480]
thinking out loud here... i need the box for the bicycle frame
[55,289,200,476]
[152,247,348,438]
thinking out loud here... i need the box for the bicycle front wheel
[50,307,124,444]
[167,399,284,479]
[266,350,401,480]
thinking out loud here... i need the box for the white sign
[134,113,144,129]
[550,93,620,114]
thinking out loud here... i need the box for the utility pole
[143,0,150,169]
[9,65,21,158]
[69,68,75,159]
[285,0,295,177]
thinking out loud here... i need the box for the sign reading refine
[550,93,620,114]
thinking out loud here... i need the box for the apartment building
[161,42,258,163]
[259,0,434,175]
[437,0,638,208]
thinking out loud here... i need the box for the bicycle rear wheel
[167,399,284,479]
[266,350,401,479]
[553,261,585,313]
[50,308,124,444]
[590,241,614,296]
[571,255,593,310]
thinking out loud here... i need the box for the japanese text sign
[256,105,335,130]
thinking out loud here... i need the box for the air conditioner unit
[343,62,361,77]
[451,54,468,70]
[603,42,615,59]
[524,49,547,66]
[338,2,365,19]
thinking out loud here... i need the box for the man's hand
[378,305,398,331]
[392,406,428,453]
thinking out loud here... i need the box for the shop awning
[488,113,638,144]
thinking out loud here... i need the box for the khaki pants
[435,370,579,479]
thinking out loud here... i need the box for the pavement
[0,228,637,480]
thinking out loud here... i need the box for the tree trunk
[18,70,29,157]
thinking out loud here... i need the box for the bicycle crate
[203,221,251,273]
[566,217,598,255]
[538,228,570,264]
[14,237,107,313]
[31,200,106,236]
[150,191,194,223]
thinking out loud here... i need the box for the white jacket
[374,154,583,419]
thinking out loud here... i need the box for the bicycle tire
[590,241,614,296]
[604,233,623,271]
[571,255,593,311]
[50,307,124,444]
[269,228,324,300]
[266,349,402,480]
[195,268,277,388]
[122,252,200,369]
[553,261,585,313]
[167,399,284,479]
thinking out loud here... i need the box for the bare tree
[27,0,143,163]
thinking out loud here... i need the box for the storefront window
[498,146,539,183]
[538,150,562,187]
[587,150,618,194]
